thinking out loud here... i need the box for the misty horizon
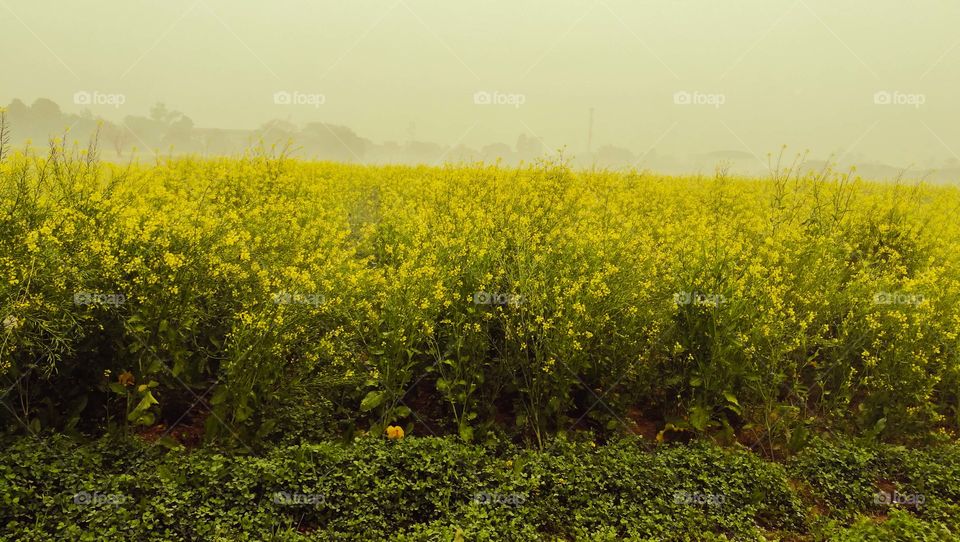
[3,95,959,183]
[3,1,960,178]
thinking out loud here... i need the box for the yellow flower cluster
[2,149,960,439]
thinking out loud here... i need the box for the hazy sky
[2,0,959,167]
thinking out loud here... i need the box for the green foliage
[3,434,960,540]
[824,510,954,541]
[791,437,960,540]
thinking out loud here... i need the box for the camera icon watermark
[73,90,126,109]
[473,291,523,306]
[271,491,325,506]
[472,491,526,506]
[473,90,526,109]
[872,291,924,306]
[73,491,127,506]
[673,291,726,307]
[673,90,725,109]
[873,90,925,109]
[874,490,924,508]
[273,90,326,108]
[673,491,726,506]
[73,291,126,306]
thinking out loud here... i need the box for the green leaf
[132,391,159,413]
[234,403,254,422]
[210,387,229,406]
[871,417,887,437]
[512,455,527,476]
[128,411,155,426]
[458,424,474,442]
[70,395,89,417]
[787,425,810,453]
[723,391,742,415]
[204,415,221,437]
[146,359,163,374]
[360,390,385,412]
[256,419,278,438]
[689,406,710,432]
[157,435,183,450]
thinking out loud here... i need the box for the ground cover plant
[1,435,959,540]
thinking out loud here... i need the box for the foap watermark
[673,491,726,507]
[673,291,726,307]
[473,90,526,109]
[73,491,127,506]
[74,292,126,306]
[873,90,925,109]
[873,291,924,306]
[271,491,326,506]
[673,90,725,109]
[73,90,126,109]
[472,491,526,507]
[273,90,326,108]
[271,291,326,306]
[874,490,925,508]
[473,291,523,306]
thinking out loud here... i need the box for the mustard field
[3,140,959,455]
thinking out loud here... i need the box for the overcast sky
[2,0,959,167]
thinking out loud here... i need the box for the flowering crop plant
[1,132,960,455]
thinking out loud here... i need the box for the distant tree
[200,130,233,156]
[257,119,298,147]
[150,102,178,124]
[444,144,479,164]
[4,99,30,143]
[162,115,196,151]
[405,141,445,164]
[303,122,369,162]
[123,115,166,153]
[515,133,544,162]
[31,98,61,119]
[6,99,28,120]
[481,142,513,163]
[29,98,66,139]
[101,123,131,157]
[596,145,636,169]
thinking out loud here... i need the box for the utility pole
[587,107,594,154]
